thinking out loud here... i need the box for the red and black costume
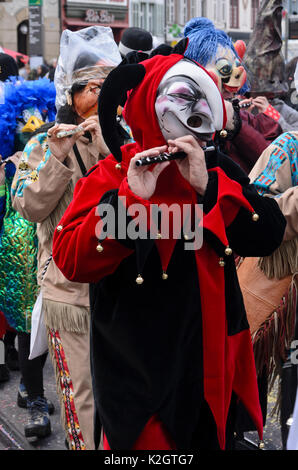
[52,51,286,450]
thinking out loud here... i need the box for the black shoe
[17,383,55,415]
[0,363,10,383]
[5,345,19,371]
[24,396,51,439]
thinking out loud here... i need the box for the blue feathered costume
[0,76,56,333]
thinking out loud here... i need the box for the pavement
[0,354,65,451]
[0,348,284,452]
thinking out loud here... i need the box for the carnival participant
[0,53,22,380]
[118,27,153,59]
[11,25,122,449]
[0,57,56,438]
[52,42,286,450]
[242,0,298,134]
[183,17,283,174]
[239,131,298,449]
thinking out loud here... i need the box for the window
[230,0,239,29]
[135,2,158,36]
[190,0,198,18]
[201,0,207,18]
[155,4,164,36]
[168,0,175,24]
[222,0,226,25]
[290,0,298,15]
[251,0,259,28]
[179,0,187,25]
[131,2,140,27]
[213,0,217,23]
[148,3,154,33]
[140,2,146,29]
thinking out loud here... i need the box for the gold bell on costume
[136,274,144,285]
[220,129,228,138]
[96,243,104,253]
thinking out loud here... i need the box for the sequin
[0,177,38,332]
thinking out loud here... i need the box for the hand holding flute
[46,124,85,163]
[128,136,210,200]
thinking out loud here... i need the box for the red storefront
[61,0,129,43]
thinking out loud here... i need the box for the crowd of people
[0,13,297,452]
[15,56,57,82]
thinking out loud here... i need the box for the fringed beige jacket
[238,131,298,392]
[11,131,109,333]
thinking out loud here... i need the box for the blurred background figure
[37,63,49,79]
[48,58,57,82]
[0,53,18,81]
[118,26,153,59]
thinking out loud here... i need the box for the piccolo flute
[135,146,215,167]
[56,125,84,138]
[239,102,252,109]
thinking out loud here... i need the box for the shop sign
[85,9,115,23]
[28,0,43,56]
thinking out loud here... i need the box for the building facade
[0,1,267,64]
[0,0,128,64]
[61,0,129,43]
[0,0,60,63]
[129,0,261,45]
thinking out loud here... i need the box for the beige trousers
[48,327,95,450]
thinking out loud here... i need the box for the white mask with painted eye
[155,59,224,142]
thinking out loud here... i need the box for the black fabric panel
[89,238,205,450]
[224,256,249,336]
[235,367,268,435]
[226,187,286,258]
[199,171,218,214]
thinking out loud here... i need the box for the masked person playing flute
[52,40,286,450]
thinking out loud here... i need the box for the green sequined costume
[0,166,38,333]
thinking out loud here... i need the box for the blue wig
[184,18,249,94]
[0,77,56,159]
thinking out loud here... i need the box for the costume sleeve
[244,111,283,142]
[276,104,298,132]
[249,132,298,241]
[11,133,74,223]
[201,153,286,258]
[231,121,269,169]
[52,162,151,283]
[273,186,298,240]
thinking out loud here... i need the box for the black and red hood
[98,51,227,162]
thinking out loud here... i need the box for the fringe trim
[43,298,90,334]
[258,238,298,279]
[39,181,74,244]
[252,273,298,418]
[47,328,70,447]
[48,328,86,450]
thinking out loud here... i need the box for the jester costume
[52,47,286,450]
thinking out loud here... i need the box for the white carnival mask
[155,59,225,142]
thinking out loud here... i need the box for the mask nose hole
[187,115,202,128]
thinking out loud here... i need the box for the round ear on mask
[98,63,146,162]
